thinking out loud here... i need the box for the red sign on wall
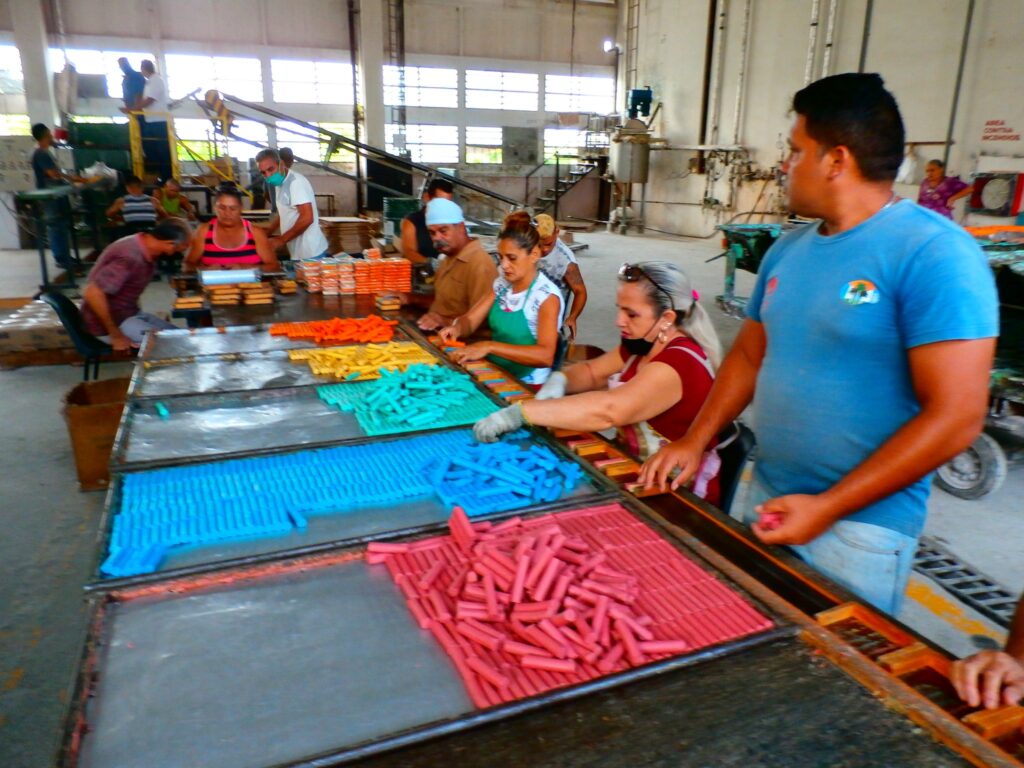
[982,119,1021,142]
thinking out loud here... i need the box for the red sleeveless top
[201,219,261,266]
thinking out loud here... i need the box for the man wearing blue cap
[417,197,497,331]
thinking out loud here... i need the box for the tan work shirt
[430,238,497,319]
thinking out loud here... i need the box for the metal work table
[55,295,1024,768]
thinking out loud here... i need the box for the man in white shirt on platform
[137,59,173,181]
[256,148,329,261]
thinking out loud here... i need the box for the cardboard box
[63,378,130,491]
[0,301,72,353]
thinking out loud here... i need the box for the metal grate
[913,536,1019,629]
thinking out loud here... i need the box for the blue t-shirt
[746,199,998,537]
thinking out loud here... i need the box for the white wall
[624,0,1024,236]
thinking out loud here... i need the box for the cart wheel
[934,433,1007,500]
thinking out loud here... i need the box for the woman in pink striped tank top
[184,186,280,271]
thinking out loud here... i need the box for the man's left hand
[564,317,577,341]
[417,311,447,331]
[751,494,837,546]
[450,342,491,364]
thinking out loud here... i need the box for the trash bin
[63,377,130,491]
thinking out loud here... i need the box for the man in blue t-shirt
[640,74,998,615]
[117,57,146,111]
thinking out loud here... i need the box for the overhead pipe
[705,0,728,146]
[803,0,821,86]
[697,0,719,149]
[942,0,976,168]
[820,0,839,78]
[857,0,874,72]
[729,0,752,146]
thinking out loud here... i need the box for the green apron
[487,276,540,381]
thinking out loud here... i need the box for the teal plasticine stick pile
[317,364,499,435]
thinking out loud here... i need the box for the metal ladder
[625,0,642,92]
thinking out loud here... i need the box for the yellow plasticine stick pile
[288,341,438,381]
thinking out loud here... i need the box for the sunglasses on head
[618,263,676,312]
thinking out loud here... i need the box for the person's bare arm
[270,202,313,250]
[82,283,133,352]
[150,196,168,219]
[640,318,766,489]
[105,198,124,218]
[45,167,86,184]
[561,348,627,394]
[949,184,974,204]
[522,359,682,431]
[951,596,1024,709]
[180,196,197,220]
[400,219,429,264]
[263,213,280,235]
[440,293,494,342]
[753,337,995,546]
[182,222,208,272]
[251,225,281,272]
[562,262,588,340]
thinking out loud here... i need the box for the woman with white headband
[472,260,727,505]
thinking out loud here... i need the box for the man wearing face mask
[255,148,329,261]
[416,197,497,331]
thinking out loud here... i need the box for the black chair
[39,291,113,381]
[716,422,757,515]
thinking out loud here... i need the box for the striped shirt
[122,194,158,225]
[201,219,261,267]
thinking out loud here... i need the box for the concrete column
[12,0,58,127]
[357,0,386,149]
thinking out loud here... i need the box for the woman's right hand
[438,322,460,344]
[639,436,706,491]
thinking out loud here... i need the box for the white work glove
[535,371,568,401]
[473,405,525,443]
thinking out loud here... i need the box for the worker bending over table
[440,211,562,387]
[401,178,454,265]
[184,185,279,272]
[417,198,497,331]
[155,177,197,222]
[81,220,191,351]
[473,261,727,506]
[105,174,166,235]
[640,73,998,616]
[535,213,588,339]
[256,148,329,261]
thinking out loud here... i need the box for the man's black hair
[125,174,143,186]
[150,219,191,246]
[425,178,455,196]
[792,73,905,182]
[31,123,50,141]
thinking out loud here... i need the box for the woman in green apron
[440,211,563,387]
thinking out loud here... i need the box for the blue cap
[425,197,464,225]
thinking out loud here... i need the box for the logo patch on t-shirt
[840,279,880,306]
[766,276,779,295]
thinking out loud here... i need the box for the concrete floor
[0,229,1020,767]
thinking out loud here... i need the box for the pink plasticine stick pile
[366,503,773,708]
